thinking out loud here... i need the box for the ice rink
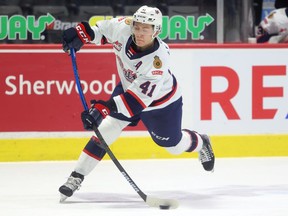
[1,157,288,216]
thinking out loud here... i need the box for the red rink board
[0,45,147,131]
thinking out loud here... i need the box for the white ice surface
[1,157,288,216]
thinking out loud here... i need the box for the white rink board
[171,48,288,135]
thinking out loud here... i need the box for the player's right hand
[62,22,95,53]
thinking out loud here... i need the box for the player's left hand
[81,100,116,130]
[62,22,94,54]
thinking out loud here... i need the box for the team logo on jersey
[116,55,137,82]
[153,56,162,69]
[113,41,122,51]
[124,70,137,82]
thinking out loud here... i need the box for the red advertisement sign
[0,45,147,131]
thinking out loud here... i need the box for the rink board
[0,44,287,162]
[0,135,288,162]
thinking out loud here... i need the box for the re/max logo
[201,65,287,120]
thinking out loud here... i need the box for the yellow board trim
[0,135,288,162]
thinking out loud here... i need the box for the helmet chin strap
[131,34,137,45]
[152,30,159,39]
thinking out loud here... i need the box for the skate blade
[59,194,68,203]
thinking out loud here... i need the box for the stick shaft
[70,49,88,111]
[69,48,147,202]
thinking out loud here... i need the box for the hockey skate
[59,171,84,202]
[199,134,215,172]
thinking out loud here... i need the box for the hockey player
[59,5,215,201]
[257,7,288,43]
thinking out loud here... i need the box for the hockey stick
[69,48,178,209]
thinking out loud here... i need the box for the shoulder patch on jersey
[153,56,162,69]
[268,11,276,19]
[125,17,132,25]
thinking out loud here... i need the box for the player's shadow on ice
[61,185,288,209]
[62,191,184,208]
[62,192,148,208]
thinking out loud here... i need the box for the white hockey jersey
[90,17,181,118]
[257,8,288,43]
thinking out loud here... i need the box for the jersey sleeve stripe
[126,89,147,108]
[150,74,177,107]
[121,90,147,116]
[120,94,134,117]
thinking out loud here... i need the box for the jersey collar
[125,36,160,59]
